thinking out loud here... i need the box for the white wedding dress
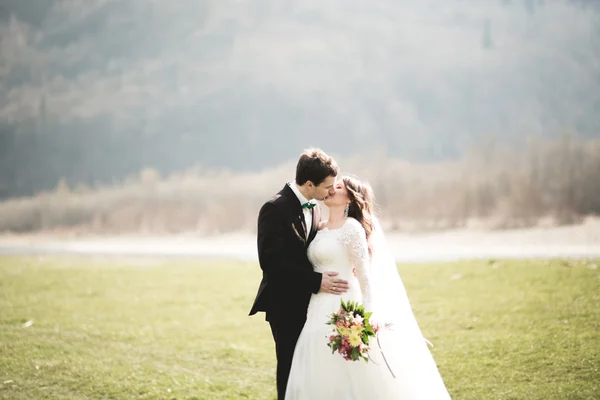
[285,218,451,400]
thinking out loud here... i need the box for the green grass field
[1,256,599,399]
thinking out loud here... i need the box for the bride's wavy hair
[342,176,377,259]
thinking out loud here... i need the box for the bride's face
[323,181,349,208]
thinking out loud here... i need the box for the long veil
[368,217,452,399]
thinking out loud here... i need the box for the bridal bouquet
[326,299,379,362]
[326,299,395,377]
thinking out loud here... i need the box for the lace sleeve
[339,219,373,311]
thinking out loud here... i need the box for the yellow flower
[338,327,350,336]
[350,325,364,335]
[348,333,362,347]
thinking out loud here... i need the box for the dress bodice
[305,218,373,318]
[308,225,355,280]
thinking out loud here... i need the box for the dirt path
[1,218,599,262]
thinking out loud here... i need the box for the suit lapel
[280,185,308,245]
[307,204,321,246]
[296,212,307,243]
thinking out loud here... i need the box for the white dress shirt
[288,180,313,237]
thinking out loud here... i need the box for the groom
[249,148,350,399]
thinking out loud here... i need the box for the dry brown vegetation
[1,135,599,235]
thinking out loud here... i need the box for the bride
[285,176,452,399]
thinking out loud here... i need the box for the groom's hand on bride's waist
[320,272,349,295]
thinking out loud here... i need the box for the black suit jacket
[249,184,323,327]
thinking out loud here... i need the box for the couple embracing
[249,149,451,399]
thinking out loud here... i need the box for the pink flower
[373,323,380,334]
[336,319,344,327]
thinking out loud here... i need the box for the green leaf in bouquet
[340,299,349,311]
[351,347,360,361]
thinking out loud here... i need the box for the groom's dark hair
[296,148,339,186]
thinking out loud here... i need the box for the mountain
[0,0,599,198]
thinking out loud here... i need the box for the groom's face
[310,175,336,201]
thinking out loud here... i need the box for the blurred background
[0,0,599,244]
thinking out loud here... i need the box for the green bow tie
[302,202,316,210]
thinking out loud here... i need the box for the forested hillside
[0,0,598,199]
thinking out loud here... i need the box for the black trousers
[269,320,305,400]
